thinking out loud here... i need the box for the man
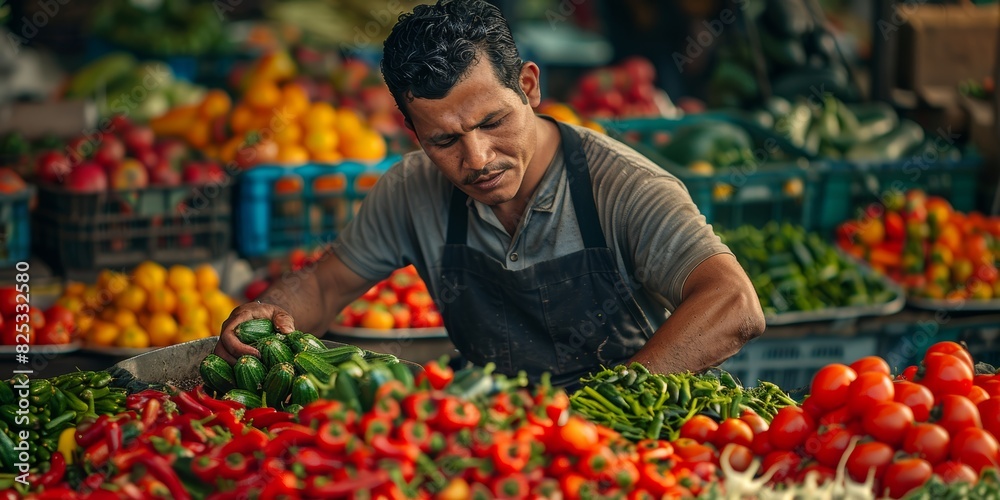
[216,0,765,386]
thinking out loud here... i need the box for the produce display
[54,262,236,349]
[838,189,1000,300]
[89,0,226,57]
[565,57,665,119]
[720,223,900,316]
[534,102,607,134]
[333,266,444,330]
[0,287,76,345]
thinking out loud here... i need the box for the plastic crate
[877,318,1000,371]
[602,115,824,230]
[235,158,398,258]
[0,187,34,267]
[813,153,982,238]
[32,183,231,272]
[720,335,878,390]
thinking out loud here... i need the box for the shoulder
[376,150,451,197]
[570,124,687,192]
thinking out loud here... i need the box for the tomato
[949,427,999,473]
[768,406,815,451]
[803,425,852,469]
[899,365,918,381]
[751,429,773,457]
[0,288,18,317]
[847,372,895,417]
[918,353,973,397]
[761,451,801,484]
[978,398,1000,441]
[713,418,753,449]
[44,305,75,333]
[933,461,977,484]
[678,415,718,445]
[818,406,852,427]
[809,364,858,412]
[863,402,914,446]
[981,379,1000,398]
[935,395,982,436]
[883,458,933,499]
[35,322,70,345]
[967,385,989,405]
[739,412,769,436]
[795,464,836,485]
[28,307,45,331]
[720,444,753,473]
[671,438,716,464]
[850,356,891,376]
[903,423,950,465]
[894,380,935,422]
[800,394,824,420]
[845,441,894,484]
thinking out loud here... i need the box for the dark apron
[435,121,656,387]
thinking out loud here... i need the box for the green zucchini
[222,389,263,409]
[293,351,338,384]
[314,345,365,366]
[290,375,319,406]
[235,319,276,345]
[258,338,294,369]
[263,363,296,408]
[199,354,237,396]
[0,383,13,406]
[234,355,267,392]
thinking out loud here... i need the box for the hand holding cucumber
[214,301,297,364]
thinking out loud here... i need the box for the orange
[273,122,303,146]
[968,279,994,300]
[57,296,84,314]
[312,150,343,164]
[110,309,138,329]
[87,321,120,347]
[195,264,220,293]
[202,289,230,310]
[537,102,580,125]
[304,130,339,157]
[132,261,167,294]
[147,287,177,315]
[115,285,147,313]
[179,305,210,328]
[198,89,232,119]
[75,313,94,338]
[281,83,311,119]
[147,312,179,347]
[63,281,87,297]
[176,324,211,343]
[276,144,310,164]
[81,285,106,311]
[333,109,364,140]
[116,325,151,349]
[340,130,386,162]
[360,308,395,329]
[175,289,203,311]
[937,224,962,255]
[303,102,337,131]
[244,80,283,111]
[184,120,212,150]
[167,265,197,291]
[230,105,257,135]
[856,218,885,247]
[208,304,233,335]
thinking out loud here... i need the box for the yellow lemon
[116,325,151,348]
[179,305,210,328]
[99,270,130,296]
[110,309,138,329]
[81,286,106,310]
[176,324,211,343]
[147,312,179,347]
[688,161,715,176]
[201,290,231,311]
[209,304,234,335]
[115,285,147,313]
[132,261,167,293]
[75,313,94,337]
[87,321,120,347]
[147,288,178,315]
[57,296,84,314]
[195,264,220,293]
[167,265,197,291]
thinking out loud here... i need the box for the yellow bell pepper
[58,427,77,464]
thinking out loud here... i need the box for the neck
[491,116,561,233]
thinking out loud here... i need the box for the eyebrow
[428,110,505,144]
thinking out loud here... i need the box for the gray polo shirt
[331,123,732,327]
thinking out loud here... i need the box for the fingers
[271,309,296,334]
[214,304,265,363]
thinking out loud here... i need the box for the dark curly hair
[381,0,526,121]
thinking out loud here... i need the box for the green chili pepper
[646,411,665,439]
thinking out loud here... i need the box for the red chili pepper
[422,358,454,390]
[207,408,246,436]
[267,421,300,432]
[317,420,352,454]
[370,434,422,462]
[265,424,316,456]
[191,455,222,484]
[80,472,106,493]
[639,463,677,495]
[492,473,529,500]
[219,453,252,480]
[105,421,123,454]
[492,439,531,475]
[133,454,191,500]
[0,490,18,500]
[436,398,481,431]
[110,448,147,471]
[371,398,401,422]
[260,471,301,498]
[346,437,375,468]
[171,390,212,418]
[468,460,495,485]
[76,415,111,449]
[256,411,295,429]
[33,450,66,488]
[261,456,286,476]
[306,470,390,497]
[298,400,353,427]
[296,447,347,474]
[28,487,80,500]
[360,415,393,444]
[636,439,674,462]
[125,389,169,411]
[396,420,432,453]
[216,427,269,458]
[548,455,575,476]
[193,384,243,412]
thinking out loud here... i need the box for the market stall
[1,0,999,497]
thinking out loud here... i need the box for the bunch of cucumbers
[200,319,413,413]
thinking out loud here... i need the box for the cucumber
[363,353,400,365]
[258,338,295,369]
[222,389,263,409]
[846,120,925,162]
[293,351,338,384]
[235,319,276,345]
[234,355,267,392]
[284,331,325,354]
[314,345,365,365]
[263,363,296,408]
[389,363,415,390]
[290,375,319,406]
[0,382,13,405]
[199,354,237,396]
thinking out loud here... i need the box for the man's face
[405,56,541,207]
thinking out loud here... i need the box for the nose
[461,131,494,171]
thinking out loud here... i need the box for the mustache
[463,162,513,185]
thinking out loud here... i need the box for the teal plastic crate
[235,158,399,258]
[0,187,33,267]
[602,114,824,230]
[720,335,878,390]
[813,152,982,238]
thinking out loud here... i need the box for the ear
[519,62,542,108]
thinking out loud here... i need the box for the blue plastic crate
[601,114,825,230]
[720,335,878,390]
[0,187,33,267]
[236,157,399,258]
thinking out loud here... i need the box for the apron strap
[446,185,469,246]
[556,121,608,249]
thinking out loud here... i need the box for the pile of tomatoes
[0,287,76,345]
[333,265,443,330]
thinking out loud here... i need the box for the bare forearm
[257,268,329,334]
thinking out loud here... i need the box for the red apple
[123,126,155,154]
[134,148,159,170]
[149,158,182,186]
[109,158,149,190]
[35,151,72,184]
[93,137,125,170]
[66,162,108,192]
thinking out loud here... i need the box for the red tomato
[768,406,815,451]
[981,379,1000,398]
[850,356,891,376]
[935,395,982,436]
[903,423,951,465]
[761,451,801,484]
[882,458,933,499]
[0,322,19,345]
[809,364,858,412]
[918,353,973,397]
[899,365,918,381]
[863,402,914,447]
[803,425,852,469]
[43,305,75,333]
[36,322,70,345]
[845,441,894,484]
[0,288,18,317]
[751,429,773,457]
[713,419,753,449]
[925,342,974,371]
[978,398,1000,441]
[949,427,999,473]
[679,415,718,444]
[847,372,895,417]
[28,307,45,331]
[740,412,769,435]
[721,444,753,473]
[967,385,989,405]
[800,394,824,419]
[933,461,977,484]
[894,380,935,422]
[818,406,852,427]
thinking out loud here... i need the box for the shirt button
[509,252,519,262]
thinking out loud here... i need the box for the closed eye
[480,118,505,130]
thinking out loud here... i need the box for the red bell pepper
[191,455,222,483]
[436,398,481,431]
[491,438,531,475]
[401,392,437,421]
[492,473,529,500]
[374,380,409,401]
[611,461,641,490]
[371,398,401,422]
[491,391,516,415]
[297,400,355,428]
[360,415,393,444]
[317,420,351,454]
[219,453,252,480]
[306,470,390,497]
[548,455,575,476]
[370,434,422,462]
[421,357,454,390]
[346,438,375,468]
[396,420,432,453]
[580,446,618,479]
[261,456,286,476]
[636,439,674,462]
[639,463,677,495]
[264,424,315,456]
